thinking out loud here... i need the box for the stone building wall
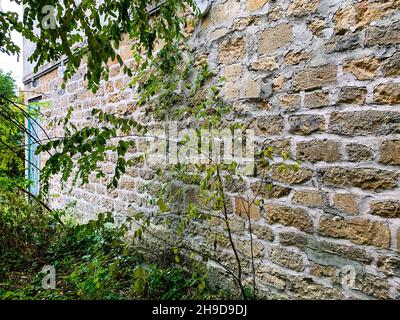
[25,0,400,299]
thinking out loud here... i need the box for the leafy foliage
[0,70,25,190]
[3,0,197,92]
[0,192,227,300]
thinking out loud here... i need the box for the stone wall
[25,0,400,299]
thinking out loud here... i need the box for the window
[26,98,41,196]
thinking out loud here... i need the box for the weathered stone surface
[252,224,275,242]
[34,0,400,301]
[210,28,229,41]
[264,204,313,233]
[365,24,400,47]
[373,83,400,105]
[293,65,337,91]
[269,246,305,272]
[272,75,285,91]
[224,177,247,193]
[307,238,373,265]
[381,52,400,78]
[236,239,265,258]
[249,56,278,71]
[247,0,268,11]
[334,5,358,35]
[233,16,260,31]
[289,115,325,135]
[258,24,293,55]
[297,139,341,162]
[279,232,308,249]
[320,167,398,190]
[338,87,367,105]
[354,273,390,299]
[379,140,400,165]
[288,0,319,16]
[224,82,238,100]
[310,264,337,282]
[242,78,261,99]
[251,182,291,199]
[235,197,261,220]
[370,200,400,218]
[305,244,363,272]
[224,63,243,81]
[255,116,285,135]
[343,56,379,81]
[284,50,311,65]
[287,277,343,299]
[278,94,301,112]
[292,190,327,208]
[262,138,292,157]
[333,193,359,215]
[346,144,374,162]
[318,215,391,248]
[308,18,325,36]
[212,0,241,25]
[334,1,398,35]
[326,33,361,53]
[304,91,330,109]
[256,264,287,290]
[219,37,246,65]
[270,165,313,184]
[377,256,400,276]
[329,111,400,136]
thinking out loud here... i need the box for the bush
[0,192,227,300]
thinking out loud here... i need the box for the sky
[0,0,23,88]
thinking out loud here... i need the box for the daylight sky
[0,0,23,88]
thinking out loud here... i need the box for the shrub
[0,192,227,300]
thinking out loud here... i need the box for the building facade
[24,0,400,299]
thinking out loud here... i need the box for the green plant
[2,0,198,92]
[0,193,226,300]
[0,70,25,186]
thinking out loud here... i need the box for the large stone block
[287,277,343,299]
[337,87,367,105]
[292,189,327,208]
[343,56,379,80]
[333,193,359,215]
[365,24,400,46]
[293,65,337,91]
[270,165,313,184]
[329,111,400,136]
[288,0,319,16]
[381,52,400,78]
[258,24,293,55]
[255,116,285,135]
[219,37,246,65]
[320,167,398,190]
[379,140,400,165]
[289,114,325,135]
[297,139,341,163]
[369,200,400,218]
[269,246,305,272]
[373,83,400,105]
[235,197,261,220]
[304,91,330,109]
[247,0,268,11]
[318,215,391,249]
[346,144,374,162]
[264,204,313,233]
